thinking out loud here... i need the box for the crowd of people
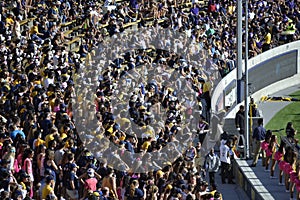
[0,0,299,199]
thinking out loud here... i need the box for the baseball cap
[46,175,54,182]
[87,168,95,177]
[21,172,30,179]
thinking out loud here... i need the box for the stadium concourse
[241,85,300,200]
[0,0,299,200]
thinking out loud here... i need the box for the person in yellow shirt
[30,21,44,43]
[141,137,152,152]
[30,21,43,36]
[6,13,14,27]
[33,131,46,150]
[227,2,235,16]
[42,175,56,199]
[45,128,59,148]
[262,27,272,52]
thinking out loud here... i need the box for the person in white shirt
[204,148,220,186]
[220,139,234,184]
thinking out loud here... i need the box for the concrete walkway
[258,85,300,124]
[247,85,300,200]
[217,85,300,200]
[213,172,250,199]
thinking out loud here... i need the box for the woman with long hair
[273,141,285,183]
[146,184,158,200]
[265,135,278,172]
[261,130,271,167]
[102,167,118,199]
[43,150,59,185]
[36,144,47,181]
[283,149,297,192]
[280,146,292,186]
[294,161,300,200]
[125,179,144,200]
[289,159,300,200]
[286,121,297,142]
[22,148,34,198]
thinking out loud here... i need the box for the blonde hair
[148,185,158,200]
[130,180,139,197]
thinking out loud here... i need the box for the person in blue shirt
[250,118,266,167]
[10,125,25,141]
[124,179,144,200]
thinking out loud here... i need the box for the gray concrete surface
[216,85,300,200]
[258,85,300,125]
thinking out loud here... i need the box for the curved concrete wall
[212,40,300,118]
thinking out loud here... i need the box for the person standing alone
[204,148,220,186]
[235,105,245,135]
[250,118,266,167]
[235,105,245,147]
[220,140,234,184]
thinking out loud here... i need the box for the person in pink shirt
[22,148,34,198]
[80,168,102,199]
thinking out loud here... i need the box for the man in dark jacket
[235,105,245,135]
[250,118,266,167]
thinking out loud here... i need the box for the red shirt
[208,4,216,12]
[85,177,98,191]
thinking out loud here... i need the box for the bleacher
[18,1,208,53]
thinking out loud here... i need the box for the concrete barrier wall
[233,159,275,200]
[212,40,300,117]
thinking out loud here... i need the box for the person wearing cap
[65,163,79,200]
[199,181,210,198]
[79,168,102,199]
[41,175,56,199]
[155,170,166,199]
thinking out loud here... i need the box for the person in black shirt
[65,163,79,200]
[286,121,297,143]
[235,105,245,135]
[248,98,259,117]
